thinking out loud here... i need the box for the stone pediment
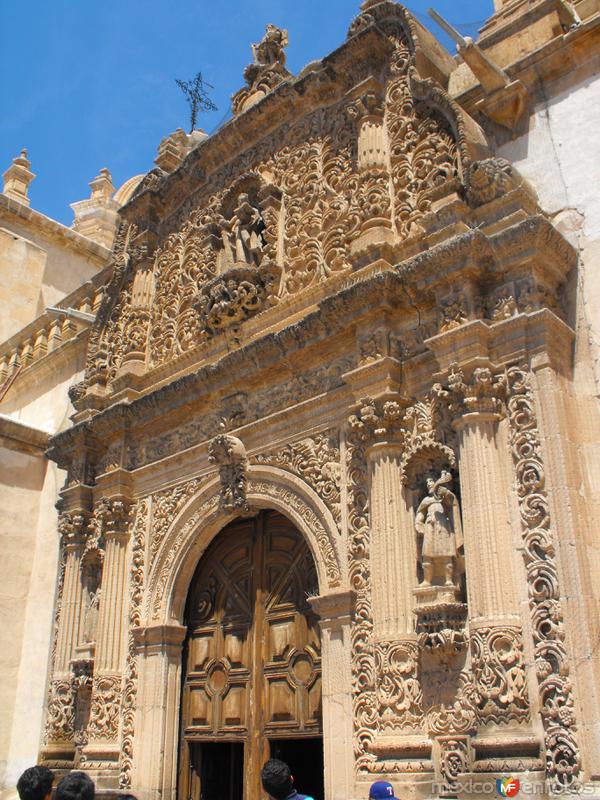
[71,1,570,419]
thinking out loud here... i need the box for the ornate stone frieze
[87,674,122,743]
[150,493,221,620]
[120,499,149,788]
[149,478,208,567]
[470,626,529,725]
[374,639,422,732]
[506,367,581,790]
[252,432,341,525]
[208,433,249,512]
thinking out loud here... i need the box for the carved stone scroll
[119,499,149,788]
[506,367,581,791]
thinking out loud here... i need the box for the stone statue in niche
[82,587,100,644]
[415,469,463,588]
[81,559,102,646]
[229,192,266,267]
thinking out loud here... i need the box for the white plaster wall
[499,73,600,387]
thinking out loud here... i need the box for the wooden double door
[178,511,323,800]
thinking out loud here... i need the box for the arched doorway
[178,510,323,800]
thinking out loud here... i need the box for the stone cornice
[47,210,576,470]
[452,9,600,117]
[0,193,111,263]
[0,413,50,455]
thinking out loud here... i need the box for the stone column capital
[133,623,187,656]
[309,589,355,628]
[347,394,408,447]
[445,362,507,421]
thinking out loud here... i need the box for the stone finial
[71,167,119,248]
[232,25,291,116]
[2,148,36,206]
[88,167,115,201]
[154,127,208,173]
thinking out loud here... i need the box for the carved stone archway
[132,467,351,800]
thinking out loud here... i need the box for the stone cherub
[415,469,463,588]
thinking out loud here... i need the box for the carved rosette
[506,367,581,790]
[437,737,470,797]
[470,626,529,725]
[208,433,249,512]
[374,640,422,732]
[87,674,122,743]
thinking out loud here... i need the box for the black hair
[55,772,95,800]
[17,766,54,800]
[261,759,293,800]
[118,795,138,800]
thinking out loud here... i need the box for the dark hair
[55,772,95,800]
[118,795,138,800]
[17,766,54,800]
[261,759,293,800]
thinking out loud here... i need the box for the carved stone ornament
[44,679,75,744]
[470,626,529,725]
[232,24,291,116]
[465,158,518,206]
[194,261,282,338]
[87,674,122,743]
[506,367,581,790]
[252,432,341,526]
[374,639,423,732]
[208,433,249,512]
[120,499,148,788]
[447,363,507,419]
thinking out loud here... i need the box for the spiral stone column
[448,364,532,757]
[84,497,132,766]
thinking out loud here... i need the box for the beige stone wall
[0,200,109,343]
[0,346,85,798]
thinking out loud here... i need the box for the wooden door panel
[180,511,322,800]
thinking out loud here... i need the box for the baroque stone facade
[2,1,600,799]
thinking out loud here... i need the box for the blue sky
[0,0,492,226]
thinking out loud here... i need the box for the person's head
[17,766,54,800]
[369,781,399,800]
[55,772,95,800]
[261,759,293,800]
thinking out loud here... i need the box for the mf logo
[496,778,520,797]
